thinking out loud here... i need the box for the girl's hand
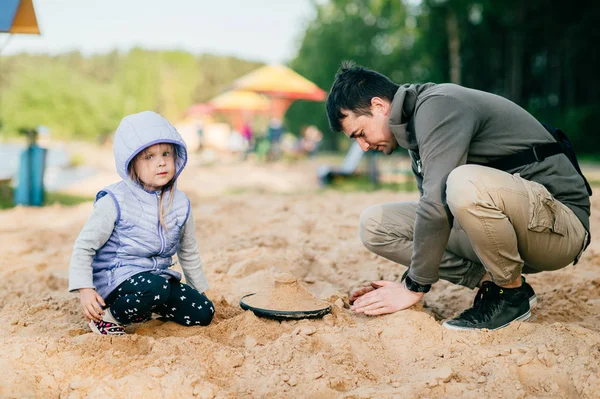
[79,288,105,322]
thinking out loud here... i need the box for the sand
[1,149,600,398]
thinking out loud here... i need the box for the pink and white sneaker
[88,308,125,336]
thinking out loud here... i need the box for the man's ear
[370,97,390,114]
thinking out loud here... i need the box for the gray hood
[113,111,188,188]
[388,83,436,151]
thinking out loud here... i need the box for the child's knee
[195,297,215,326]
[197,310,214,326]
[142,277,171,305]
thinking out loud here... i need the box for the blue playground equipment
[14,129,47,206]
[317,141,379,186]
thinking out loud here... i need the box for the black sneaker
[442,281,531,331]
[406,267,537,308]
[474,276,537,308]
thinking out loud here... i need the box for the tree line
[0,49,261,140]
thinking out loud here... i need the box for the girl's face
[132,143,176,191]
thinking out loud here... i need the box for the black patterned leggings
[105,272,214,326]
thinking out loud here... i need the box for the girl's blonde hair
[128,144,177,231]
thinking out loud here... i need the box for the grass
[68,152,87,168]
[578,155,600,164]
[0,184,13,209]
[223,187,269,196]
[45,191,94,206]
[327,174,418,193]
[0,184,93,209]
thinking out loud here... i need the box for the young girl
[69,111,214,335]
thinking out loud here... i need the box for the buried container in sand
[240,273,331,320]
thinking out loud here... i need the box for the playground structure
[317,142,380,186]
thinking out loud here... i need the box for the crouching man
[326,62,590,330]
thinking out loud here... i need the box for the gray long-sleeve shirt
[389,83,590,285]
[68,196,210,293]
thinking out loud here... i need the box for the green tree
[287,0,419,150]
[288,0,600,153]
[418,0,600,153]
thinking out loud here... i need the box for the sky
[2,0,316,64]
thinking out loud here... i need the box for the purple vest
[92,181,190,299]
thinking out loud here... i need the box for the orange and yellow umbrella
[230,64,326,119]
[0,0,40,34]
[231,64,326,101]
[203,90,272,130]
[209,90,271,113]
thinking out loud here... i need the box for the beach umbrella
[230,64,326,119]
[0,0,40,34]
[231,64,326,101]
[209,90,271,113]
[207,90,271,130]
[1,0,40,55]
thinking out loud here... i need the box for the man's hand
[350,280,424,315]
[79,288,105,322]
[349,281,383,304]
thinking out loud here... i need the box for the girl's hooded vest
[92,111,191,299]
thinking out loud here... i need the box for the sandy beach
[1,148,599,398]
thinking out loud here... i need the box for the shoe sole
[88,321,103,335]
[529,295,537,309]
[88,321,125,336]
[442,309,532,331]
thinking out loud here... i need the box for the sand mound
[241,273,331,318]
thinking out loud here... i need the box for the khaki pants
[359,165,588,287]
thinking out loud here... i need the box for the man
[326,62,590,330]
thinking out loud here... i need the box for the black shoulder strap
[473,124,592,196]
[480,142,563,172]
[542,123,593,196]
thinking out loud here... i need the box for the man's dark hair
[326,61,400,132]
